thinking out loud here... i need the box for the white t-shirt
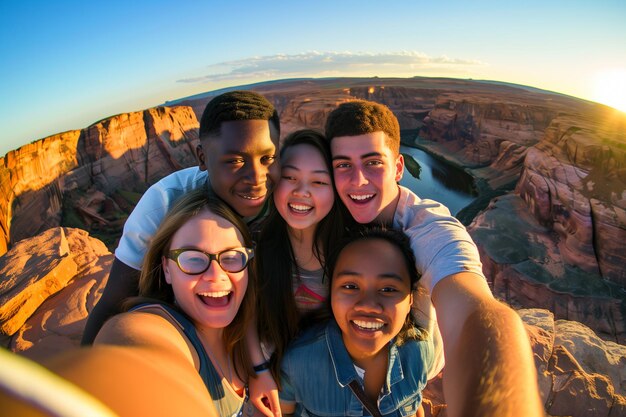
[115,167,209,270]
[393,185,485,378]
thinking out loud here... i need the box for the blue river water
[399,145,477,216]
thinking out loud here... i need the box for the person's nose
[243,160,268,186]
[353,289,382,313]
[200,259,228,282]
[292,182,311,197]
[349,167,368,186]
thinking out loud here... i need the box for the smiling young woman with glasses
[86,188,260,417]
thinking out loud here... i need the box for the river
[399,145,477,216]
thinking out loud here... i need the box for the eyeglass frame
[165,247,255,274]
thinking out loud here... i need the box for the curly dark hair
[325,100,400,155]
[199,90,280,138]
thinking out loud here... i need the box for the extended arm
[47,311,216,417]
[80,257,140,345]
[432,272,543,417]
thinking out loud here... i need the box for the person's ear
[196,143,208,171]
[162,257,172,284]
[394,153,404,182]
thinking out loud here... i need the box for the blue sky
[1,0,625,156]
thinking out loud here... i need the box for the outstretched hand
[248,370,282,417]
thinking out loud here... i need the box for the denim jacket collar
[325,320,404,394]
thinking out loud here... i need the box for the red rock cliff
[414,86,626,342]
[0,106,199,255]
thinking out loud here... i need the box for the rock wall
[461,108,626,342]
[516,113,626,285]
[0,227,111,356]
[471,194,625,343]
[0,130,83,255]
[0,105,199,255]
[418,93,561,189]
[409,85,625,342]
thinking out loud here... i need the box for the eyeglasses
[166,247,254,274]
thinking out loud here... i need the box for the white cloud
[177,51,486,84]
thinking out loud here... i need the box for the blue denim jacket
[280,320,435,417]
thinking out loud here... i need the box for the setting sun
[592,69,626,113]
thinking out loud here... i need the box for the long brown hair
[129,187,256,380]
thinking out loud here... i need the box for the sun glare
[592,69,626,113]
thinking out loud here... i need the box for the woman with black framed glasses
[88,188,260,417]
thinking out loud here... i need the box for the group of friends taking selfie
[40,91,542,417]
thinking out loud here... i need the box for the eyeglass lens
[176,249,248,273]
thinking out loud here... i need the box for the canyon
[1,77,625,415]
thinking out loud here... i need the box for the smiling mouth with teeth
[240,194,264,200]
[289,203,313,213]
[197,291,232,307]
[352,320,385,331]
[199,291,231,297]
[349,194,374,202]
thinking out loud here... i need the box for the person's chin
[342,196,379,223]
[346,205,377,224]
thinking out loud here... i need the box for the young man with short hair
[325,100,542,417]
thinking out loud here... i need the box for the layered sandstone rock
[419,92,562,187]
[461,106,626,342]
[83,106,199,194]
[409,84,625,342]
[0,227,111,362]
[0,227,109,338]
[470,194,625,343]
[0,106,199,255]
[521,309,626,417]
[10,254,112,362]
[423,309,626,417]
[516,113,626,286]
[0,130,83,253]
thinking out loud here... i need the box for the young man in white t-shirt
[325,100,542,417]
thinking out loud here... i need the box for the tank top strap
[129,303,245,416]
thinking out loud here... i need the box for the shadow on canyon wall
[1,106,200,253]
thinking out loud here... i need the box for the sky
[1,0,625,157]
